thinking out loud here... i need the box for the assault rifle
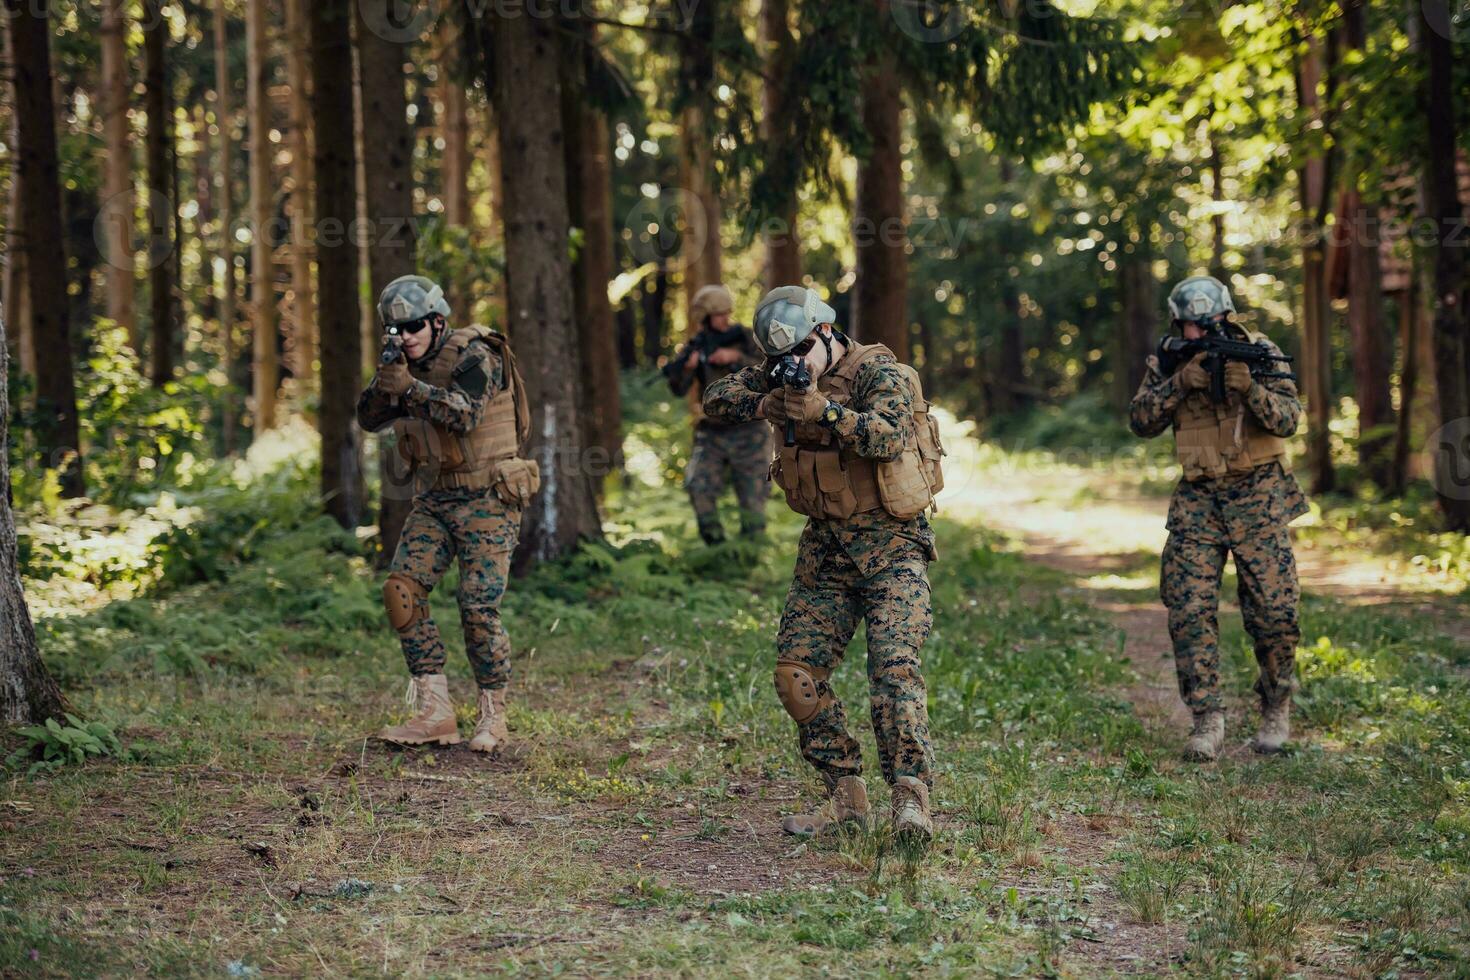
[380,323,405,367]
[767,354,812,448]
[1156,334,1296,405]
[662,324,749,394]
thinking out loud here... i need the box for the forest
[2,0,1470,974]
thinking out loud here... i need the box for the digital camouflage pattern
[389,487,521,689]
[705,344,938,790]
[357,338,517,689]
[355,336,502,435]
[1130,333,1307,715]
[684,422,772,538]
[780,524,935,789]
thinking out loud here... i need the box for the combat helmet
[753,285,836,356]
[691,284,734,327]
[1167,275,1234,329]
[378,274,451,329]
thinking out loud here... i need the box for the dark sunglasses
[790,335,817,357]
[395,316,435,335]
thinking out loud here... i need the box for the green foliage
[6,714,123,776]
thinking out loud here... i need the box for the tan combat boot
[1253,700,1290,754]
[781,776,869,836]
[377,674,461,746]
[468,687,510,755]
[1183,709,1225,761]
[891,776,934,842]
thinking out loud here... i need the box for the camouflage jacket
[355,341,504,436]
[704,351,936,571]
[1128,334,1301,443]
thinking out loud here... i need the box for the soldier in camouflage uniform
[666,284,771,545]
[1130,275,1307,761]
[356,275,539,755]
[705,285,946,841]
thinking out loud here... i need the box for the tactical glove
[377,360,413,396]
[1224,360,1253,393]
[1177,354,1209,392]
[759,390,790,423]
[786,388,829,424]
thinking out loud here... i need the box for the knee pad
[774,660,831,725]
[383,574,427,633]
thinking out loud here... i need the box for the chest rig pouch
[768,343,945,521]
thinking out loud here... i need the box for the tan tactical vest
[1173,330,1290,482]
[769,343,945,521]
[394,326,531,490]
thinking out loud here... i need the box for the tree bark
[99,0,135,346]
[440,18,470,230]
[0,305,64,725]
[314,0,364,529]
[247,0,278,429]
[489,5,603,570]
[1342,0,1394,491]
[285,0,316,395]
[1343,188,1394,488]
[5,0,82,496]
[143,0,175,387]
[355,0,416,562]
[562,22,622,481]
[677,0,722,340]
[1293,31,1335,495]
[641,264,668,363]
[1418,0,1470,528]
[1392,277,1418,492]
[3,149,28,380]
[760,0,801,289]
[851,4,909,360]
[215,0,240,452]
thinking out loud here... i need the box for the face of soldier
[1181,321,1206,341]
[802,324,838,381]
[401,315,443,360]
[707,311,731,332]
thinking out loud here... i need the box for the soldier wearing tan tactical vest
[356,275,540,755]
[1130,275,1307,761]
[704,285,945,843]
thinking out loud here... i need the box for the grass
[3,373,1469,976]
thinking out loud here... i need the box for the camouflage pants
[776,530,935,789]
[388,487,521,689]
[685,422,771,537]
[1160,469,1302,714]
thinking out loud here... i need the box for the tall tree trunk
[760,0,801,289]
[641,264,668,363]
[314,0,364,529]
[5,0,82,496]
[0,305,64,724]
[677,0,722,339]
[1342,0,1393,491]
[1293,31,1336,495]
[1418,0,1470,528]
[99,0,135,346]
[1118,225,1158,410]
[439,17,471,318]
[562,20,622,480]
[3,159,28,381]
[488,5,602,570]
[1207,126,1227,282]
[1343,188,1394,488]
[247,0,278,429]
[285,0,316,396]
[215,0,240,452]
[355,0,416,562]
[144,0,175,387]
[1392,277,1418,492]
[851,6,908,360]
